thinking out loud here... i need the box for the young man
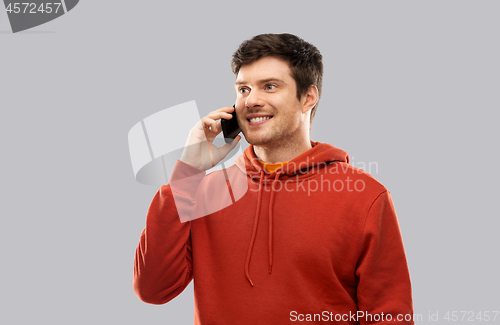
[134,33,414,324]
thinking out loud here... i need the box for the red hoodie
[134,141,414,324]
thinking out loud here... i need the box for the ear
[301,85,319,114]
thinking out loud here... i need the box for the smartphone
[221,104,242,143]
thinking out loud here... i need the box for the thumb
[219,135,241,158]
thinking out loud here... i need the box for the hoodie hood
[235,140,349,180]
[233,140,350,287]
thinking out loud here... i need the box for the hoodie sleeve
[355,190,414,324]
[133,160,206,305]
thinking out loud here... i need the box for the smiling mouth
[247,116,273,125]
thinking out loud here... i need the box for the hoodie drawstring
[268,171,281,274]
[244,170,282,287]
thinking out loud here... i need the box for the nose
[245,89,265,109]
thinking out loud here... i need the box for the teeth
[249,116,271,123]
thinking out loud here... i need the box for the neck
[253,136,312,163]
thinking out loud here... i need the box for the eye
[265,84,277,90]
[239,87,249,94]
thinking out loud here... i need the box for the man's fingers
[209,122,223,138]
[206,107,234,121]
[201,117,219,135]
[201,107,235,136]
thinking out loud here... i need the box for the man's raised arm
[133,106,241,304]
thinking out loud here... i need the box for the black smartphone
[221,105,241,143]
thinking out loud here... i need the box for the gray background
[1,1,498,324]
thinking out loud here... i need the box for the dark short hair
[231,33,323,125]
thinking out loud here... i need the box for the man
[134,33,414,324]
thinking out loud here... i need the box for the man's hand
[180,106,242,171]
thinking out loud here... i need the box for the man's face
[234,56,309,147]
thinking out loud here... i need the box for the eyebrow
[235,78,285,86]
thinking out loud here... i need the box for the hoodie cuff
[170,159,206,182]
[169,160,207,223]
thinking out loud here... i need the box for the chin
[245,134,278,147]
